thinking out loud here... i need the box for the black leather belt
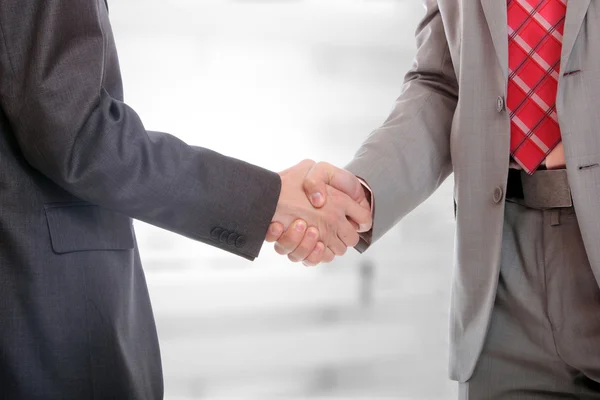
[506,168,573,209]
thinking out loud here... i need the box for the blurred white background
[109,0,456,398]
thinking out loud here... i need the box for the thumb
[303,162,352,208]
[330,171,368,206]
[303,176,328,208]
[303,163,368,211]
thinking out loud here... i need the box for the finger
[303,168,328,208]
[330,170,368,206]
[336,218,361,249]
[321,247,336,263]
[265,222,284,242]
[340,192,373,233]
[274,220,307,255]
[288,227,320,263]
[348,219,359,231]
[302,242,326,266]
[357,185,372,211]
[325,235,347,257]
[304,163,368,207]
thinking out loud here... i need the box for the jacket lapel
[561,0,591,72]
[480,0,508,82]
[480,0,590,81]
[480,0,509,82]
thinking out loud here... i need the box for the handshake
[266,160,372,266]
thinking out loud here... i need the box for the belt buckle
[519,169,573,209]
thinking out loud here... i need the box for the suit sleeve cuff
[355,177,374,253]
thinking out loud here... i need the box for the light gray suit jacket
[346,0,600,382]
[0,1,280,398]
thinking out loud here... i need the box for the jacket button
[219,230,230,243]
[211,228,223,240]
[235,236,247,248]
[493,187,504,203]
[496,96,505,112]
[227,232,238,246]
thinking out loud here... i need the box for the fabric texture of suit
[0,0,281,398]
[345,0,600,383]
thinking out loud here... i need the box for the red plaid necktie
[507,0,567,174]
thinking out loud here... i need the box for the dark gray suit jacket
[0,1,281,398]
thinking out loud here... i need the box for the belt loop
[550,209,560,226]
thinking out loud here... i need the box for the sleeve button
[219,230,229,243]
[227,233,238,246]
[211,228,223,240]
[235,236,247,248]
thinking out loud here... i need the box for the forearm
[346,82,455,249]
[0,0,281,260]
[346,0,457,249]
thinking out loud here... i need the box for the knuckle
[303,177,318,189]
[306,227,319,240]
[300,159,316,168]
[316,224,327,241]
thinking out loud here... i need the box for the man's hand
[266,161,372,266]
[270,160,372,257]
[265,221,335,266]
[302,162,371,232]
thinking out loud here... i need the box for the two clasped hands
[265,159,372,266]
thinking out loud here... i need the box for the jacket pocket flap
[45,203,134,254]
